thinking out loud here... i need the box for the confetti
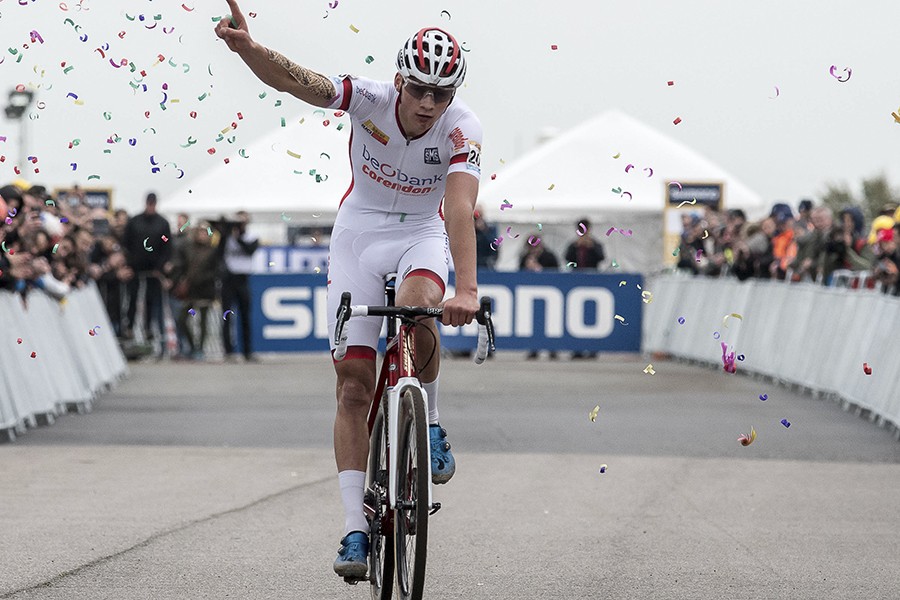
[349,24,359,33]
[643,167,653,177]
[677,316,685,325]
[223,309,234,320]
[667,80,674,86]
[614,314,628,325]
[589,405,600,422]
[143,237,153,252]
[598,464,607,474]
[641,291,653,304]
[695,248,704,262]
[721,342,737,374]
[550,44,558,50]
[612,152,621,159]
[759,394,768,401]
[669,181,683,191]
[863,362,872,375]
[547,183,555,190]
[500,200,513,211]
[722,313,743,327]
[440,9,451,19]
[676,198,697,208]
[673,117,682,125]
[566,262,577,269]
[611,187,622,194]
[365,55,374,64]
[713,331,720,340]
[643,364,656,375]
[738,427,757,446]
[625,163,634,173]
[737,354,745,361]
[769,86,780,99]
[611,260,618,268]
[161,235,168,242]
[829,65,851,82]
[17,338,22,344]
[30,352,37,359]
[781,419,791,428]
[576,222,587,236]
[527,235,541,246]
[188,308,196,316]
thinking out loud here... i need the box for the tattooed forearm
[267,48,336,102]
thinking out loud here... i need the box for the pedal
[429,502,442,515]
[343,575,367,586]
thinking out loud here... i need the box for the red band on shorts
[405,269,446,295]
[332,345,376,363]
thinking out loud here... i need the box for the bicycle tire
[367,405,394,600]
[394,389,429,600]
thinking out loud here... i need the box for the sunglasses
[402,78,454,103]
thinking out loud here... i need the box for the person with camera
[216,210,260,362]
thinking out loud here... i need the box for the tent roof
[159,111,351,219]
[479,109,767,224]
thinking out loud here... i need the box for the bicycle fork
[386,378,438,514]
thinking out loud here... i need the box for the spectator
[165,213,192,359]
[473,205,497,270]
[178,222,220,360]
[796,199,814,231]
[676,213,705,274]
[872,229,900,295]
[769,203,795,279]
[217,210,259,362]
[519,237,559,360]
[732,217,775,280]
[790,206,832,282]
[121,192,172,355]
[564,218,605,271]
[91,234,132,337]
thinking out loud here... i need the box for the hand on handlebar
[439,292,479,327]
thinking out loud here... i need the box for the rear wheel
[394,389,429,600]
[367,404,394,600]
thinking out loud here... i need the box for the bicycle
[333,277,495,600]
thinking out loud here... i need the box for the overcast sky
[2,0,899,215]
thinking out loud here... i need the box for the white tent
[159,110,352,243]
[478,110,768,273]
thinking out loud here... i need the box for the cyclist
[215,0,483,579]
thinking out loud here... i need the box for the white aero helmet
[396,27,466,88]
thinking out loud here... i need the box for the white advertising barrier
[0,283,128,441]
[643,273,900,433]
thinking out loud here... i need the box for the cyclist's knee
[337,377,371,412]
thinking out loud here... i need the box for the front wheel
[367,404,394,600]
[394,389,429,600]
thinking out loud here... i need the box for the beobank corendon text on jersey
[361,144,442,194]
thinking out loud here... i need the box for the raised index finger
[224,0,245,28]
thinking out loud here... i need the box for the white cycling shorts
[326,220,450,353]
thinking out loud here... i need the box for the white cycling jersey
[326,75,483,228]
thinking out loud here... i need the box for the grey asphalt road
[1,353,899,600]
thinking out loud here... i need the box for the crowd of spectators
[0,181,258,361]
[3,181,899,363]
[672,200,900,295]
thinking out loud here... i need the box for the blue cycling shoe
[429,425,456,484]
[333,531,368,578]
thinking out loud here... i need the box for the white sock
[423,376,440,425]
[338,470,369,536]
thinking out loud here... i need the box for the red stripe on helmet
[432,27,460,77]
[415,28,428,72]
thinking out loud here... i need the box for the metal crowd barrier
[644,272,900,437]
[0,282,128,442]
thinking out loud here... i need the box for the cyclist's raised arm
[214,0,335,108]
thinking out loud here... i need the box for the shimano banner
[250,271,643,353]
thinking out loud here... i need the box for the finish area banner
[249,271,643,353]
